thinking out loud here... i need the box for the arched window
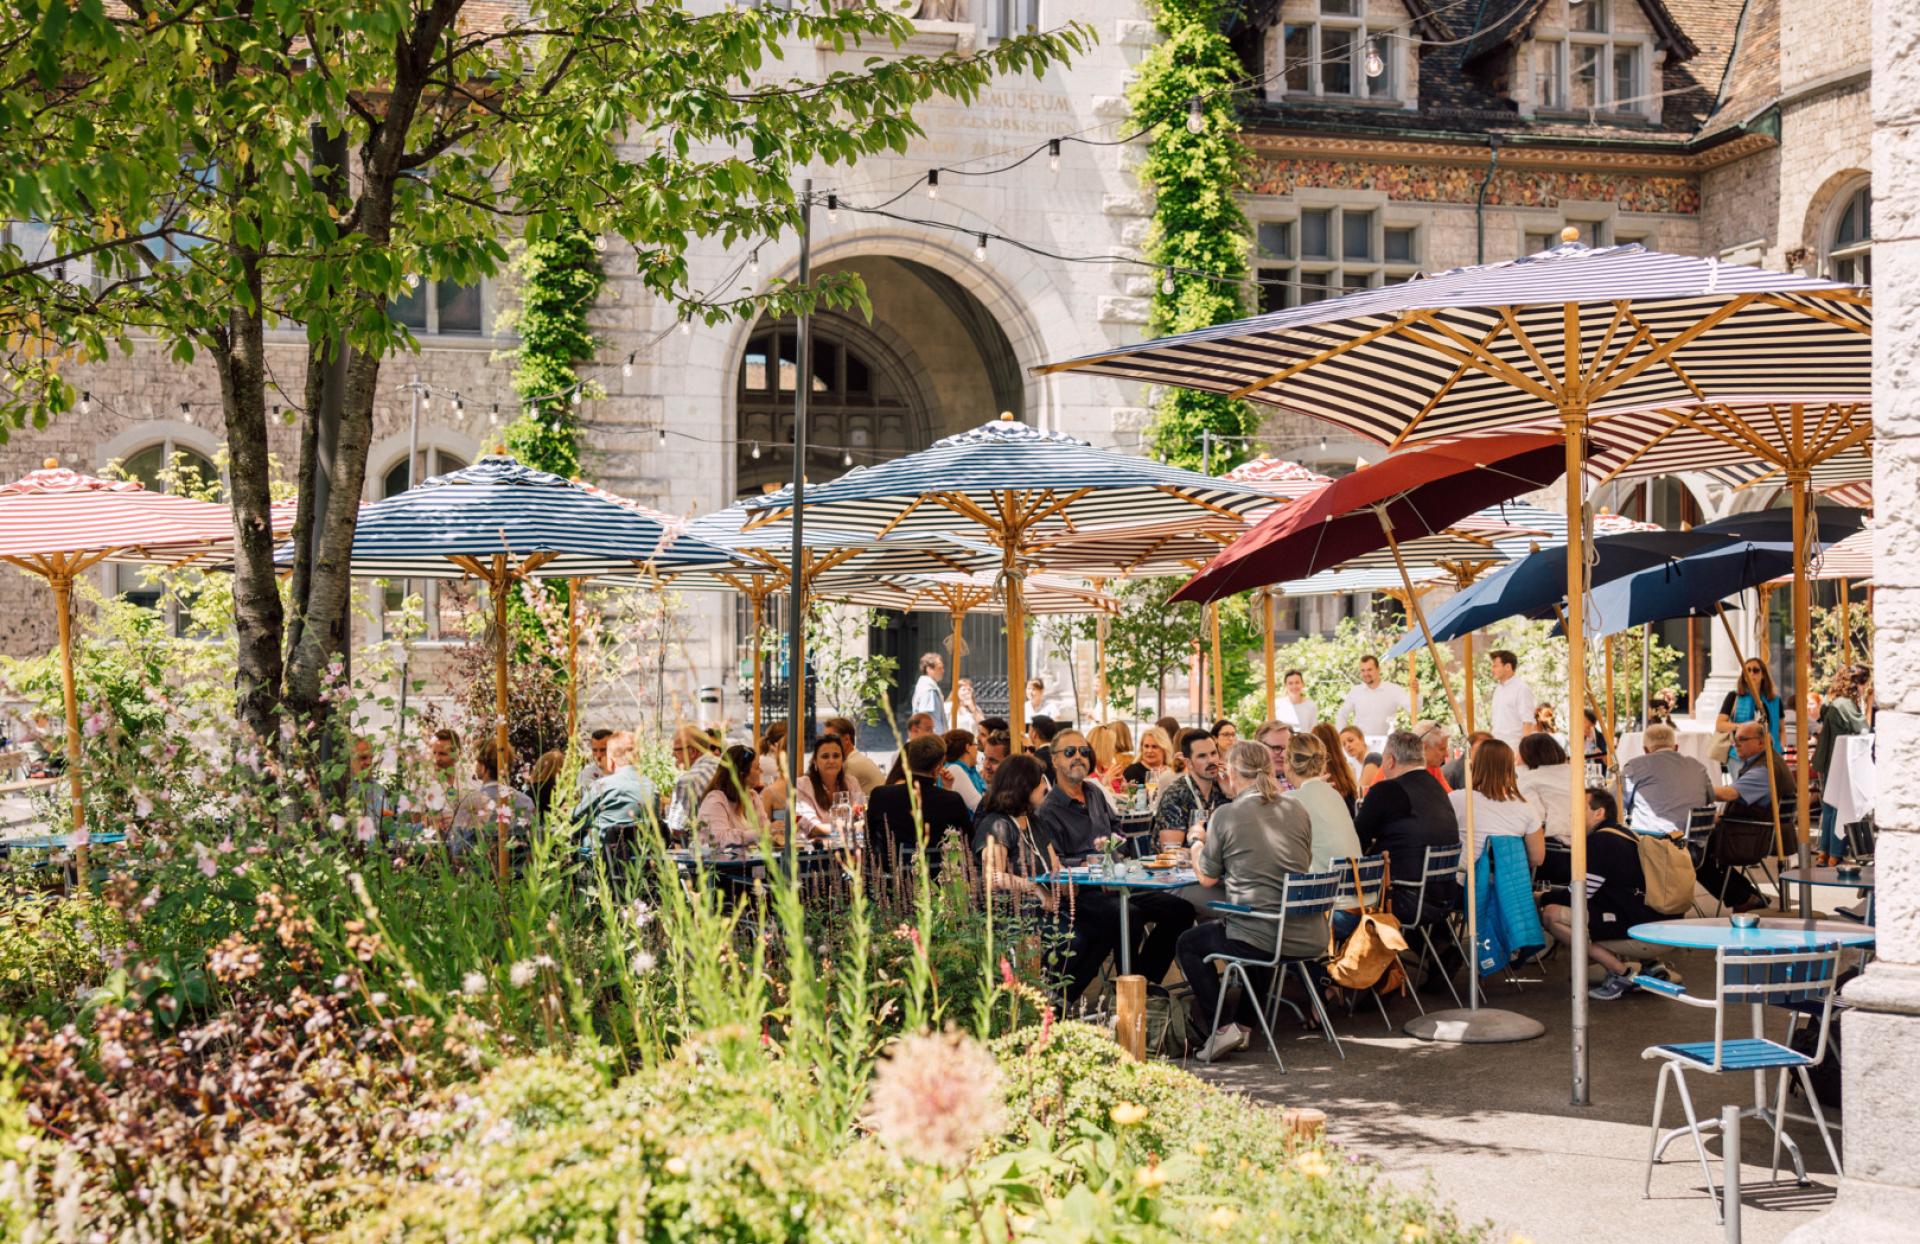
[735,322,917,497]
[113,441,219,629]
[1826,181,1871,285]
[379,445,469,641]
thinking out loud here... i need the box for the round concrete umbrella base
[1403,1007,1547,1044]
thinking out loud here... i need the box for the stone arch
[364,425,484,500]
[1800,167,1871,271]
[96,418,221,476]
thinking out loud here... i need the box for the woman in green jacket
[1813,663,1872,863]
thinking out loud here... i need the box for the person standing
[1487,649,1536,749]
[1717,658,1784,754]
[1334,655,1411,739]
[1812,663,1871,863]
[1276,668,1319,732]
[911,653,948,733]
[1178,740,1317,1062]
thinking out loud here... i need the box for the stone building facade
[0,0,1874,730]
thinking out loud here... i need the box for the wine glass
[831,791,853,844]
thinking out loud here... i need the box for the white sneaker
[1194,1023,1247,1064]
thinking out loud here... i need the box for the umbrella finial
[42,457,58,469]
[1560,226,1581,243]
[998,410,1014,421]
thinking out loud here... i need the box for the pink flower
[196,852,218,878]
[83,712,107,738]
[357,816,377,843]
[864,1030,1005,1168]
[67,829,89,851]
[329,813,347,833]
[216,837,235,855]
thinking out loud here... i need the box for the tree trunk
[283,346,325,660]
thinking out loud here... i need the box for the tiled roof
[1693,0,1782,140]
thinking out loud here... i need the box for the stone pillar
[1786,2,1920,1235]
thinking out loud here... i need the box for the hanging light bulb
[1319,433,1328,451]
[622,352,634,378]
[1160,269,1176,296]
[1048,138,1061,173]
[679,315,692,336]
[751,440,762,460]
[974,233,988,261]
[749,247,761,276]
[842,448,853,467]
[489,404,499,426]
[1364,39,1384,79]
[657,426,668,444]
[926,169,940,200]
[571,387,582,406]
[180,401,193,424]
[79,391,90,414]
[1185,96,1205,134]
[826,194,839,224]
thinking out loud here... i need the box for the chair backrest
[1332,854,1387,909]
[1705,943,1842,1069]
[1685,805,1717,844]
[1280,868,1343,919]
[1389,841,1462,885]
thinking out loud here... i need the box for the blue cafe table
[1776,865,1876,925]
[1037,863,1197,975]
[1629,916,1872,1184]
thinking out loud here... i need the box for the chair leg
[1236,964,1285,1071]
[1425,928,1463,1007]
[1645,1061,1673,1198]
[1208,963,1232,1047]
[1295,961,1345,1060]
[1794,1066,1845,1180]
[1371,983,1394,1032]
[1668,1066,1724,1222]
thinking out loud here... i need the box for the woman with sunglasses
[1716,657,1784,754]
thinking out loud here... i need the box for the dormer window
[1533,1,1649,118]
[1281,0,1395,101]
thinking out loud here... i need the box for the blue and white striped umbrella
[741,415,1275,538]
[338,456,740,579]
[678,489,1000,589]
[1038,242,1868,445]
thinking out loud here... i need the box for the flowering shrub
[0,895,126,1020]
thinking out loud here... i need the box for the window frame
[1530,1,1654,119]
[1250,198,1423,312]
[1276,0,1398,103]
[375,443,473,643]
[1824,180,1872,286]
[388,273,491,339]
[105,438,222,637]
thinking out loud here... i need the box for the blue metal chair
[1332,854,1396,1031]
[1637,943,1845,1222]
[1203,868,1343,1070]
[1393,842,1464,1013]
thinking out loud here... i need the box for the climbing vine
[1127,0,1261,473]
[499,221,605,479]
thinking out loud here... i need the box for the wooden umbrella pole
[1208,603,1224,723]
[492,555,512,881]
[1839,578,1851,667]
[1407,652,1420,718]
[1463,631,1476,734]
[1603,633,1616,753]
[1002,537,1027,754]
[1715,604,1786,866]
[1788,458,1814,914]
[1559,398,1591,1107]
[565,577,580,749]
[1262,587,1276,721]
[52,566,87,892]
[948,605,967,728]
[750,589,766,746]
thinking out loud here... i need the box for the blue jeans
[1817,802,1847,858]
[1332,908,1361,943]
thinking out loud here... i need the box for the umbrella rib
[1227,316,1415,401]
[1589,423,1686,486]
[1587,322,1654,391]
[1587,295,1757,401]
[1621,310,1713,405]
[1810,414,1873,465]
[1150,485,1245,524]
[1580,303,1632,387]
[1498,308,1565,398]
[1395,316,1559,405]
[1389,319,1509,450]
[1747,293,1873,335]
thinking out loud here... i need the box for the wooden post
[1208,603,1224,723]
[564,576,580,748]
[1463,631,1476,734]
[52,566,87,890]
[1262,587,1276,721]
[948,605,966,728]
[1408,653,1421,718]
[749,589,766,746]
[1788,454,1814,910]
[1002,531,1027,754]
[1282,1107,1327,1140]
[492,555,512,880]
[1839,577,1852,667]
[1603,632,1616,751]
[1114,974,1146,1061]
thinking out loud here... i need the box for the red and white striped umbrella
[1219,455,1332,499]
[0,460,241,565]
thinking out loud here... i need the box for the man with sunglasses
[1036,729,1194,986]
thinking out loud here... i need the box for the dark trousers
[1121,890,1197,984]
[1049,907,1122,1002]
[1695,860,1763,908]
[1175,922,1270,1037]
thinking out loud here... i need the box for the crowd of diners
[348,649,1876,1061]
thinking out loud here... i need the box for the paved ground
[1189,937,1851,1244]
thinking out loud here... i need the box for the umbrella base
[1403,1007,1546,1044]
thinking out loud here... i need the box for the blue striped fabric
[675,495,1002,589]
[1039,243,1869,448]
[1655,1038,1811,1071]
[332,457,741,579]
[741,417,1275,537]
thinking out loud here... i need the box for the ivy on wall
[499,222,605,479]
[1127,0,1261,473]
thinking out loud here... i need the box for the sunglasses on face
[1057,746,1094,759]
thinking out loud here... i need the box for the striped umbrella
[1220,455,1333,497]
[0,460,282,879]
[1043,236,1870,1079]
[743,414,1275,746]
[343,455,739,874]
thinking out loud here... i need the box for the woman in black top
[1539,787,1666,999]
[974,753,1118,999]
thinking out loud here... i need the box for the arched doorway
[732,253,1027,730]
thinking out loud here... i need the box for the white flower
[630,951,657,975]
[329,813,347,833]
[304,1008,335,1034]
[508,959,536,988]
[864,1030,1006,1169]
[627,899,654,928]
[462,971,488,996]
[133,793,154,818]
[424,786,446,813]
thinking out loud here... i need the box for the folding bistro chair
[1332,853,1396,1031]
[1202,868,1342,1071]
[1394,842,1464,1012]
[1637,942,1845,1222]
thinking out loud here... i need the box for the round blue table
[1777,865,1875,924]
[1628,917,1875,951]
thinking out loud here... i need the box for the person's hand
[1036,886,1059,915]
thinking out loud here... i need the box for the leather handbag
[1327,856,1410,994]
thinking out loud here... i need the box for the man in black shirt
[866,734,972,859]
[1354,729,1460,924]
[1038,729,1193,986]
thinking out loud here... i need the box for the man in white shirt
[1487,649,1536,748]
[910,652,948,733]
[1335,654,1410,739]
[1276,668,1318,732]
